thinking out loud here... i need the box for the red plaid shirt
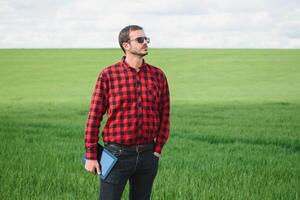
[84,57,170,160]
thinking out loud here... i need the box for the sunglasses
[129,37,150,44]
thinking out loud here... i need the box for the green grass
[0,49,299,199]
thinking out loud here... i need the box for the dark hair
[118,25,143,53]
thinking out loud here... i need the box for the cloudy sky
[0,0,300,48]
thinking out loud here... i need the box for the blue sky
[0,0,299,48]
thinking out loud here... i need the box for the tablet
[100,148,118,180]
[82,145,118,180]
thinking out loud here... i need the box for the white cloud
[0,0,299,48]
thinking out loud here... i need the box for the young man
[84,25,170,200]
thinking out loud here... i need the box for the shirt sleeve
[84,71,108,160]
[154,72,170,154]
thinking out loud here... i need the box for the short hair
[118,25,143,53]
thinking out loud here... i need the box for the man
[84,25,170,200]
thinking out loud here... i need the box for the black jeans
[99,144,159,200]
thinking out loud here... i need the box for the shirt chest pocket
[145,79,159,103]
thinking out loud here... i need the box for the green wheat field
[0,49,299,200]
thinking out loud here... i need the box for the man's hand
[85,159,101,175]
[153,152,161,158]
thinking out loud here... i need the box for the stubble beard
[131,50,148,57]
[131,45,149,57]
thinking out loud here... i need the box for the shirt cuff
[154,144,164,154]
[85,150,97,160]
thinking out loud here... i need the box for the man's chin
[141,50,148,56]
[133,51,148,57]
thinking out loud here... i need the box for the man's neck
[125,54,143,70]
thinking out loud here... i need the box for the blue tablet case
[82,144,118,180]
[99,148,118,179]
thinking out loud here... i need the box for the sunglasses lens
[137,37,145,43]
[132,37,150,44]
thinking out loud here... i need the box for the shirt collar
[121,56,148,72]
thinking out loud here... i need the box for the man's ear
[122,42,130,51]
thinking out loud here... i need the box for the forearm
[154,107,170,153]
[84,72,108,160]
[155,73,170,153]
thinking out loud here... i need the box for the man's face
[125,29,149,56]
